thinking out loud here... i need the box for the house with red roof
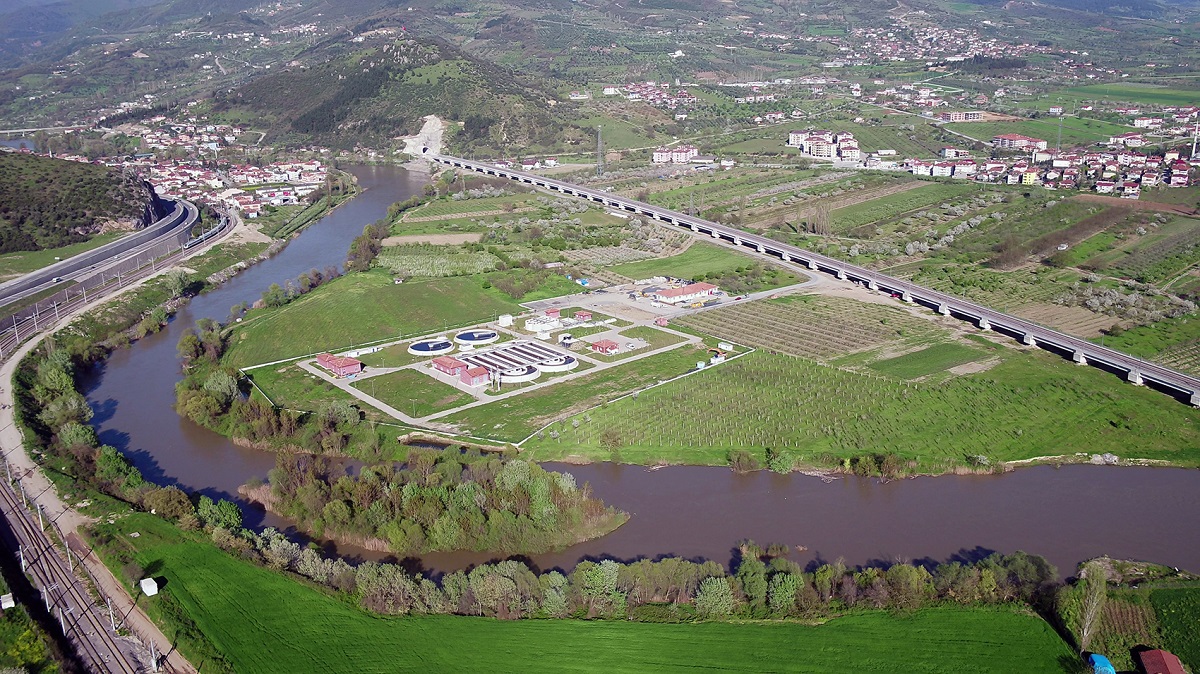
[316,353,363,378]
[1137,649,1186,674]
[649,282,719,305]
[591,339,620,355]
[461,366,490,387]
[432,355,468,376]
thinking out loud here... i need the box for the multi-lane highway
[429,152,1200,405]
[0,200,199,309]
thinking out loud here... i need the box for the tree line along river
[81,164,1200,574]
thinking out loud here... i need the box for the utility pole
[596,125,604,176]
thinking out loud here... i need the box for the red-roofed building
[545,308,561,318]
[461,366,490,387]
[432,356,468,376]
[574,310,592,322]
[591,339,620,355]
[316,353,363,377]
[1137,650,1186,674]
[649,282,719,305]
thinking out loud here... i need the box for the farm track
[401,206,539,222]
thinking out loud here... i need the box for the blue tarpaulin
[1088,654,1116,674]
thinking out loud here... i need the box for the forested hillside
[218,37,563,153]
[0,151,151,253]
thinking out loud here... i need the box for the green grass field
[1149,588,1200,670]
[0,231,125,279]
[868,343,983,379]
[951,118,1132,147]
[352,369,476,417]
[521,349,1200,469]
[831,183,981,232]
[1053,83,1200,107]
[99,513,1075,674]
[443,346,707,441]
[223,273,520,368]
[611,242,792,285]
[246,364,382,418]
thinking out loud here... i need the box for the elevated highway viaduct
[428,152,1200,406]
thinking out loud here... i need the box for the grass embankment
[95,514,1074,674]
[0,231,126,279]
[223,272,521,367]
[520,349,1200,469]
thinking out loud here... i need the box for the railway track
[0,472,144,673]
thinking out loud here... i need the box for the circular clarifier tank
[454,329,500,346]
[537,356,579,373]
[407,338,454,356]
[499,365,540,383]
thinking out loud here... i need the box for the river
[83,163,1200,576]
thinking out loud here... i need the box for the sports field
[106,514,1076,674]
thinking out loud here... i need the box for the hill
[0,151,156,253]
[215,36,562,153]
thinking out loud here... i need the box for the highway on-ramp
[429,152,1200,405]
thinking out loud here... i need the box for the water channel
[83,164,1200,576]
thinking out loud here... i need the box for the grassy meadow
[611,242,799,288]
[951,117,1132,147]
[95,513,1076,674]
[1052,83,1200,107]
[223,272,520,368]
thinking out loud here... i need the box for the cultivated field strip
[677,296,940,360]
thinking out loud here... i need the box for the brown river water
[82,164,1200,575]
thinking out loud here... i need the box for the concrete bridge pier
[901,291,913,303]
[1127,369,1144,386]
[1022,333,1036,346]
[1191,391,1200,407]
[808,260,819,271]
[757,244,766,253]
[711,231,720,239]
[868,280,879,291]
[937,303,950,316]
[837,269,847,280]
[978,317,991,331]
[733,237,742,246]
[1073,350,1087,365]
[691,223,700,232]
[781,252,791,263]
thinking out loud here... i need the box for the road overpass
[0,199,199,308]
[428,152,1200,406]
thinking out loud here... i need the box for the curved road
[429,152,1200,405]
[0,200,199,308]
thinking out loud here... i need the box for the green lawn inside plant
[868,343,983,379]
[442,345,708,441]
[351,368,476,417]
[223,272,521,368]
[96,513,1076,674]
